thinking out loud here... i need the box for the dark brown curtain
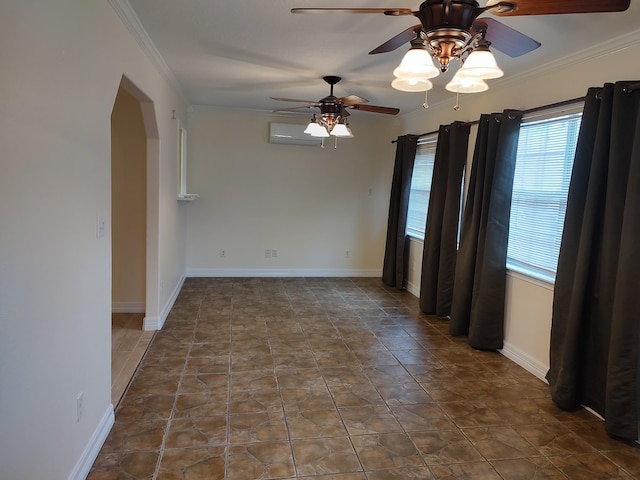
[546,81,640,441]
[419,122,471,316]
[449,111,522,350]
[382,135,418,288]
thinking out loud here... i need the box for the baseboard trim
[405,280,420,297]
[143,274,185,331]
[111,302,145,313]
[186,268,382,278]
[68,404,115,480]
[500,341,549,383]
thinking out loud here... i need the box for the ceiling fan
[271,75,399,137]
[292,0,631,94]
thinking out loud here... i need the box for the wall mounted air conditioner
[269,123,322,147]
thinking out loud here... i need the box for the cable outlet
[76,392,83,423]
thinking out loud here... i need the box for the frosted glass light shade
[391,77,433,92]
[304,122,330,137]
[457,49,503,79]
[330,123,353,137]
[393,48,440,80]
[445,74,488,93]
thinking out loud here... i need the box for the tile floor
[112,313,155,406]
[90,277,640,479]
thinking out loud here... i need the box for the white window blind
[406,134,438,239]
[507,104,583,282]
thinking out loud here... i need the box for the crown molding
[108,0,187,104]
[495,27,640,90]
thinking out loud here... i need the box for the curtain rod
[625,81,640,92]
[394,96,586,142]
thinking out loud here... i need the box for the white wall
[400,29,640,379]
[0,1,187,478]
[185,109,401,276]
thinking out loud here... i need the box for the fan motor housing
[415,0,480,31]
[319,99,342,116]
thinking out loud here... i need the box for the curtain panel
[449,111,522,350]
[419,122,471,316]
[382,135,418,288]
[546,81,640,441]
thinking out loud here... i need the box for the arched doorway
[110,76,160,406]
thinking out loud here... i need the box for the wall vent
[269,123,322,146]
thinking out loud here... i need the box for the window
[178,122,188,195]
[507,103,583,282]
[406,134,438,239]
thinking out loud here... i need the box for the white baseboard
[143,274,185,331]
[186,268,382,278]
[500,341,549,383]
[143,315,160,331]
[68,404,114,480]
[111,302,145,313]
[405,280,420,297]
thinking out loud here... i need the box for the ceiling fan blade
[473,18,540,57]
[340,95,369,106]
[348,104,400,115]
[273,106,318,115]
[270,97,320,105]
[369,24,421,54]
[489,0,630,16]
[291,7,414,16]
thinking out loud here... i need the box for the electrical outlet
[76,392,83,423]
[345,250,351,258]
[265,249,271,258]
[271,249,278,258]
[220,249,226,258]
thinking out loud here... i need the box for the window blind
[406,134,438,239]
[507,105,583,282]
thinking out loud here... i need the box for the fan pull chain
[334,136,338,149]
[320,138,325,149]
[453,92,460,111]
[422,90,429,109]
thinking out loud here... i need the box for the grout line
[103,279,638,479]
[151,298,201,480]
[224,284,233,480]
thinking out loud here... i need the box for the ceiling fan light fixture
[304,116,318,134]
[393,46,440,80]
[445,75,489,93]
[391,77,433,92]
[330,122,353,137]
[457,42,504,79]
[305,121,330,137]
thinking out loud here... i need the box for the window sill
[406,235,555,291]
[506,268,555,291]
[177,193,199,202]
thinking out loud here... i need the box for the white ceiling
[124,0,640,116]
